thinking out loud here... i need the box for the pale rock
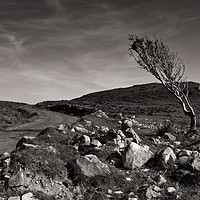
[122,142,153,169]
[45,146,57,154]
[91,139,102,148]
[21,143,41,150]
[74,126,89,134]
[76,154,110,177]
[164,133,176,141]
[114,191,123,195]
[173,141,181,146]
[99,126,109,133]
[3,158,11,167]
[124,128,141,144]
[0,152,10,161]
[167,187,176,193]
[22,192,39,200]
[146,185,161,200]
[117,130,126,140]
[191,151,200,171]
[108,189,112,194]
[8,197,20,200]
[57,124,65,131]
[155,175,167,185]
[156,147,176,166]
[79,135,91,146]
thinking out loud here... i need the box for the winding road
[0,105,78,154]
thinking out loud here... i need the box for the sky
[0,0,200,104]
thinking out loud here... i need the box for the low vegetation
[0,101,38,129]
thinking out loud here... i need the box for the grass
[0,101,38,129]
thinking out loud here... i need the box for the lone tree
[129,35,196,132]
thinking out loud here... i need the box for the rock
[8,197,20,200]
[91,139,102,148]
[156,147,176,168]
[191,151,200,171]
[155,175,167,186]
[9,170,32,187]
[3,158,11,167]
[0,152,10,161]
[21,143,41,150]
[99,126,109,133]
[173,141,181,146]
[117,130,126,140]
[22,192,39,200]
[79,135,91,146]
[177,149,193,165]
[76,154,110,177]
[167,187,176,193]
[146,185,161,200]
[122,142,153,169]
[74,126,89,134]
[124,128,141,144]
[45,146,57,154]
[56,124,65,131]
[93,110,108,118]
[164,133,176,141]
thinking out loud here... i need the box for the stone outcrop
[122,142,153,169]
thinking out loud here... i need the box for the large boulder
[122,142,153,169]
[75,154,110,177]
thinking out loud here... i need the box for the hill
[37,82,200,128]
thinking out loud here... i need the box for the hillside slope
[71,82,200,121]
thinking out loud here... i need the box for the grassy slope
[0,101,38,129]
[71,82,200,126]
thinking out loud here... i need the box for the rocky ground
[0,108,199,200]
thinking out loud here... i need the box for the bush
[156,120,176,136]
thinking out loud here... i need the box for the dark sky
[0,0,200,103]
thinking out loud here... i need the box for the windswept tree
[129,35,196,132]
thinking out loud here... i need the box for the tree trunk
[189,112,197,132]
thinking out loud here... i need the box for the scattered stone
[56,124,65,131]
[99,126,109,133]
[108,189,112,194]
[156,147,176,168]
[0,152,10,161]
[21,143,41,150]
[167,186,176,194]
[164,132,176,141]
[148,138,160,145]
[76,154,110,177]
[122,142,153,169]
[173,141,181,146]
[114,191,123,195]
[146,185,161,200]
[3,158,11,167]
[155,175,167,186]
[22,192,39,200]
[74,126,89,134]
[126,177,131,181]
[191,151,200,171]
[91,139,102,148]
[124,128,141,144]
[93,110,108,118]
[79,135,91,146]
[8,197,20,200]
[117,130,126,140]
[45,146,57,154]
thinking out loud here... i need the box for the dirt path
[0,105,78,154]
